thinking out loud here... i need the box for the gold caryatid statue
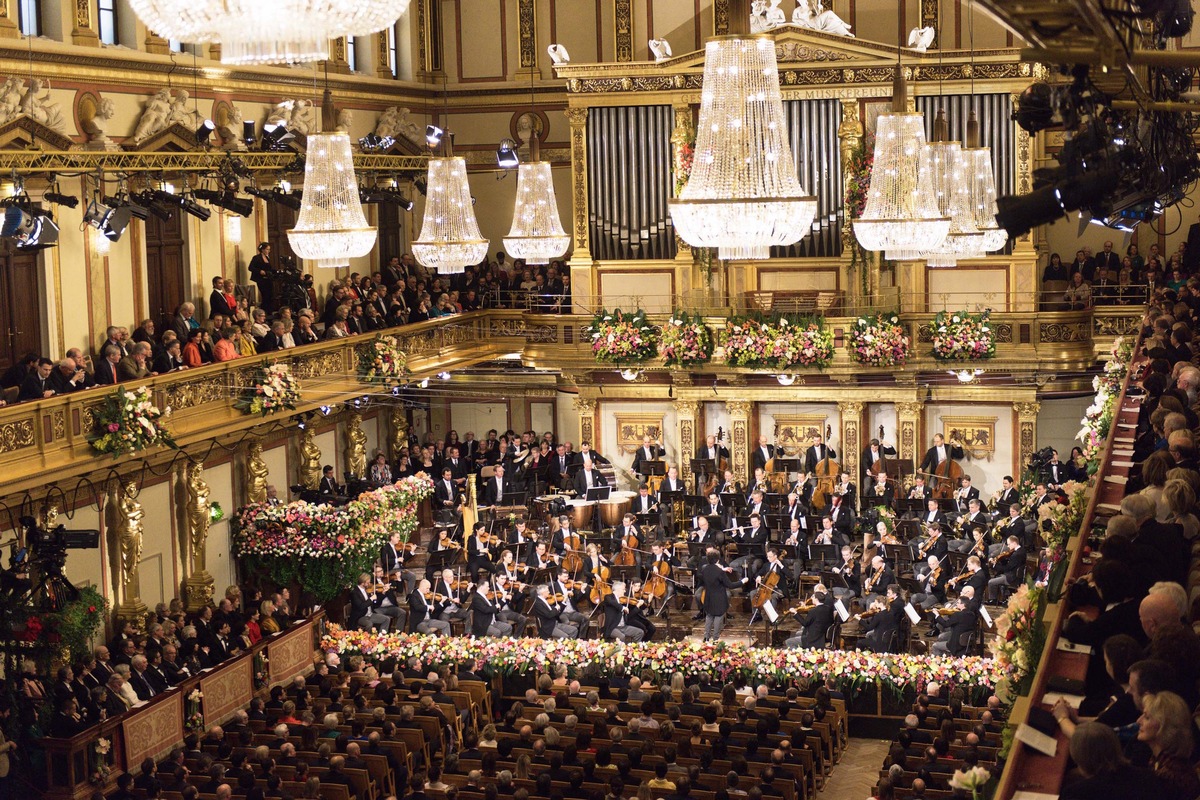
[246,441,269,504]
[299,426,321,489]
[108,480,146,631]
[184,462,213,610]
[345,412,367,479]
[390,406,409,462]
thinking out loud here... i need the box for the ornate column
[108,481,147,632]
[390,406,410,461]
[674,400,700,481]
[714,0,730,34]
[183,463,213,612]
[1009,89,1039,312]
[837,401,863,482]
[671,102,695,267]
[298,426,322,489]
[327,38,351,73]
[565,106,594,312]
[0,0,17,38]
[838,98,867,304]
[376,30,392,76]
[244,441,269,505]
[726,399,752,485]
[1014,401,1041,475]
[920,0,938,47]
[516,0,536,76]
[71,0,100,46]
[345,412,367,479]
[895,401,924,468]
[572,396,597,447]
[614,0,633,62]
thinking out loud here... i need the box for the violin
[422,591,448,603]
[989,547,1016,566]
[916,531,941,559]
[438,531,462,549]
[946,569,974,587]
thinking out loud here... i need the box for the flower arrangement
[321,624,1009,698]
[848,312,909,367]
[584,309,659,364]
[1077,337,1133,472]
[89,737,112,786]
[185,689,204,733]
[89,386,176,457]
[233,473,434,602]
[992,583,1047,699]
[235,362,301,417]
[931,309,995,361]
[659,312,714,367]
[56,587,109,664]
[948,765,992,800]
[846,135,874,220]
[358,334,409,389]
[253,652,269,691]
[722,315,834,371]
[673,114,696,196]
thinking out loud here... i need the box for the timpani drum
[600,491,635,527]
[534,494,563,519]
[566,499,595,528]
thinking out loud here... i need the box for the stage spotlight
[425,125,444,148]
[1013,82,1058,134]
[84,199,134,241]
[44,191,78,209]
[547,44,570,64]
[195,119,215,146]
[1,205,58,248]
[262,123,295,150]
[152,190,211,222]
[496,138,519,169]
[242,120,256,145]
[272,188,302,211]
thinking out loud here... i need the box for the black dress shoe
[692,612,705,621]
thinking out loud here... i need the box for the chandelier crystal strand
[667,35,818,261]
[503,138,570,265]
[287,130,376,269]
[853,67,950,257]
[963,112,1009,253]
[413,142,489,275]
[128,0,412,64]
[919,111,985,268]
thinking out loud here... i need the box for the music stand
[425,547,458,580]
[501,490,529,508]
[586,486,611,502]
[895,499,926,517]
[809,544,838,568]
[641,461,666,478]
[719,492,743,511]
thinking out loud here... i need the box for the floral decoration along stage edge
[235,362,302,416]
[659,312,714,368]
[358,334,409,389]
[584,308,659,364]
[931,309,996,361]
[321,624,1010,698]
[89,385,177,458]
[848,311,910,367]
[722,315,834,371]
[1077,335,1134,472]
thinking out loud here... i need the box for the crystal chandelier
[413,138,489,275]
[503,138,570,265]
[667,32,817,260]
[962,113,1008,254]
[919,111,984,268]
[128,0,412,64]
[288,114,376,269]
[853,67,950,259]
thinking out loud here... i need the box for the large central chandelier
[287,107,376,269]
[413,138,489,275]
[963,113,1009,254]
[503,138,570,265]
[853,67,950,259]
[128,0,412,64]
[667,31,817,260]
[919,111,984,268]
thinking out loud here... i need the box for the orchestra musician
[729,512,769,579]
[697,547,744,641]
[573,440,609,467]
[783,516,808,584]
[907,475,931,501]
[466,522,498,575]
[813,515,844,547]
[631,435,666,476]
[687,516,718,568]
[858,584,905,653]
[434,467,462,520]
[433,568,471,623]
[932,585,979,655]
[482,463,511,507]
[370,564,409,630]
[954,475,981,514]
[491,574,529,633]
[985,535,1026,603]
[993,503,1027,555]
[380,531,418,590]
[527,540,559,571]
[861,438,898,487]
[532,585,578,639]
[550,513,576,555]
[860,555,894,607]
[751,435,777,472]
[695,435,730,465]
[748,467,771,497]
[913,522,949,563]
[497,549,530,585]
[618,513,644,567]
[919,434,965,487]
[624,580,658,641]
[783,585,836,649]
[865,474,893,508]
[833,472,856,510]
[752,547,790,600]
[350,572,391,632]
[407,579,452,635]
[507,518,534,547]
[573,456,607,496]
[645,540,679,604]
[717,469,741,497]
[803,433,838,473]
[995,475,1020,516]
[951,500,991,553]
[746,488,768,516]
[701,491,727,527]
[632,484,658,516]
[829,545,860,601]
[946,556,988,598]
[547,569,589,628]
[828,496,855,541]
[909,555,949,611]
[602,581,646,642]
[782,491,807,525]
[469,578,514,638]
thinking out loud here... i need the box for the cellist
[861,437,898,490]
[615,513,643,568]
[752,547,790,602]
[919,434,965,491]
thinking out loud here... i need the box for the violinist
[532,585,578,639]
[803,433,837,473]
[912,522,948,563]
[729,513,768,579]
[860,554,894,607]
[932,585,978,655]
[910,555,949,611]
[491,574,529,633]
[954,475,981,514]
[350,572,392,632]
[507,518,533,546]
[497,549,530,585]
[469,576,514,638]
[625,579,657,641]
[370,564,409,630]
[467,522,499,576]
[547,568,589,628]
[783,585,835,649]
[380,530,418,589]
[434,568,471,624]
[602,581,646,643]
[859,584,905,653]
[527,541,559,571]
[946,555,987,598]
[407,579,452,635]
[985,535,1025,603]
[919,434,964,489]
[829,545,860,601]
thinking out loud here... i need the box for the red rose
[88,606,97,613]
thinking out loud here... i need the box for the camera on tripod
[1027,446,1055,475]
[19,516,100,611]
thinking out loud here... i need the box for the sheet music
[763,600,780,624]
[904,603,921,625]
[1014,723,1057,757]
[834,599,850,622]
[979,605,993,627]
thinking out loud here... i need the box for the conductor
[697,547,744,642]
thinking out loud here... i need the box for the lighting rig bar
[0,150,429,174]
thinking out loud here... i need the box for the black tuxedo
[955,485,980,513]
[659,476,685,494]
[349,586,378,625]
[631,444,665,475]
[919,443,964,475]
[944,603,979,655]
[798,597,836,648]
[803,444,838,473]
[319,476,341,496]
[751,444,776,471]
[434,478,460,508]
[996,487,1019,514]
[861,597,904,653]
[469,592,502,637]
[483,476,510,506]
[259,332,286,352]
[698,563,741,617]
[573,468,607,496]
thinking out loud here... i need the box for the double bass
[810,425,841,511]
[931,438,965,501]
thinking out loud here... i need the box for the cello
[614,523,640,567]
[810,425,840,511]
[751,569,780,609]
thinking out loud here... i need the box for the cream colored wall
[598,270,673,312]
[449,401,511,436]
[926,267,1008,310]
[924,402,1014,494]
[1037,396,1090,458]
[866,403,898,448]
[598,399,679,489]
